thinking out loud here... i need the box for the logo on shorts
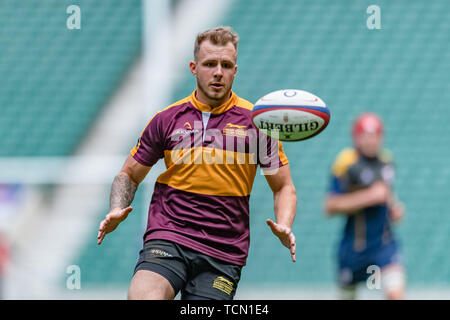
[212,276,234,295]
[149,249,173,257]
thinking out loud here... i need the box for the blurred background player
[97,26,297,300]
[324,112,406,300]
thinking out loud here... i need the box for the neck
[357,149,379,161]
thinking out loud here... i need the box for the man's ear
[189,61,197,77]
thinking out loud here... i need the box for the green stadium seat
[0,0,142,156]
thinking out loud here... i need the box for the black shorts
[133,239,242,300]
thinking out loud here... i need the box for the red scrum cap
[352,112,383,137]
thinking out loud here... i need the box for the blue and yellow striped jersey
[329,148,397,255]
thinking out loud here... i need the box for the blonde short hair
[194,26,239,61]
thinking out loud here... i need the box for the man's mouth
[210,83,224,90]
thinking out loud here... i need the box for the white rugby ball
[251,89,330,141]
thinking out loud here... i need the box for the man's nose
[213,65,223,78]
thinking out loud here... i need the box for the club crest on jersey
[360,168,375,185]
[381,164,394,184]
[222,122,247,138]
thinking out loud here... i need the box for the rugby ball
[252,89,330,141]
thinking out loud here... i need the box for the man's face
[354,132,383,158]
[190,40,237,107]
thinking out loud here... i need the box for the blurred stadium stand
[0,0,144,298]
[0,0,142,156]
[1,0,449,299]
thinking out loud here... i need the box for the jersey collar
[189,90,237,114]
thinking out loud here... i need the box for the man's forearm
[325,181,390,216]
[326,189,381,215]
[110,172,138,210]
[273,185,297,227]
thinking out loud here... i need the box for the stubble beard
[197,78,232,106]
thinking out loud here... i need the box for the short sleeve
[130,113,164,167]
[258,137,289,170]
[329,174,345,194]
[328,148,358,194]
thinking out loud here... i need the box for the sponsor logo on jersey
[222,122,247,138]
[171,123,201,140]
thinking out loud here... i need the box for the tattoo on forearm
[110,173,137,210]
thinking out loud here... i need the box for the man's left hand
[266,219,296,262]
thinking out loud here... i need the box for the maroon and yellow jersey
[131,90,288,265]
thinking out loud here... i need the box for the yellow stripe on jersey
[159,148,259,197]
[278,141,289,166]
[332,148,359,177]
[353,213,367,252]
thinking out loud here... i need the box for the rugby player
[97,26,297,300]
[324,112,406,300]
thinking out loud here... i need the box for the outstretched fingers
[289,232,296,262]
[97,218,107,245]
[266,219,296,262]
[97,206,133,245]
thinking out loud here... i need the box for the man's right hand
[97,206,133,245]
